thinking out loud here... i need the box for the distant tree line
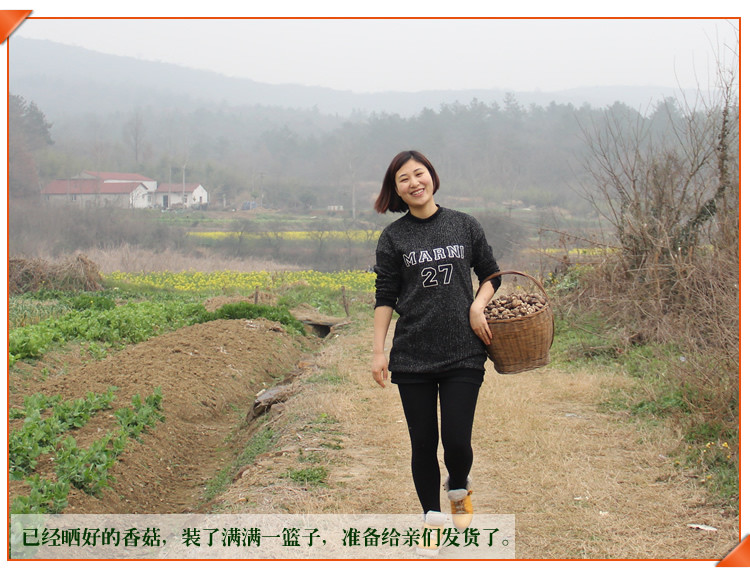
[9,91,706,217]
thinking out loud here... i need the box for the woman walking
[371,150,501,556]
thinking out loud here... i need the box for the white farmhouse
[154,183,209,209]
[41,171,209,210]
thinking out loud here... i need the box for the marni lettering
[403,245,464,268]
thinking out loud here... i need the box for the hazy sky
[12,16,738,94]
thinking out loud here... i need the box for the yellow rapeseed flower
[106,269,376,294]
[187,230,381,242]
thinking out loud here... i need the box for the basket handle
[478,270,550,300]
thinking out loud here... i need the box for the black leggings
[397,379,481,513]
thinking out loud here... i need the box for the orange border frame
[4,15,742,564]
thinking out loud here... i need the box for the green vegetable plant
[10,386,165,514]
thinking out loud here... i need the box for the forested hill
[10,37,679,118]
[9,37,689,215]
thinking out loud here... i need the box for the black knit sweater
[374,206,499,374]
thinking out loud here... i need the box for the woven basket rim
[480,269,550,301]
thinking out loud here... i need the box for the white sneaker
[414,510,447,557]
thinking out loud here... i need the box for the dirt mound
[9,317,319,514]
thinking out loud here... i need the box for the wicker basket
[481,270,554,374]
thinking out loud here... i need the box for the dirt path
[217,313,739,560]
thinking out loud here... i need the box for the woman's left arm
[470,280,496,346]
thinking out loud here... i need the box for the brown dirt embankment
[9,315,319,514]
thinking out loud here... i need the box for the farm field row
[105,269,376,294]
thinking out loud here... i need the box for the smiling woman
[371,149,503,556]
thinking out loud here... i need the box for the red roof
[81,171,156,182]
[43,179,146,195]
[156,183,201,193]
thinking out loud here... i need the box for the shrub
[207,302,305,335]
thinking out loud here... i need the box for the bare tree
[575,22,739,356]
[567,25,740,436]
[579,28,738,280]
[123,107,147,168]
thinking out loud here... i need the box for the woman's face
[394,158,435,212]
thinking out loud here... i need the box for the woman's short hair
[374,150,440,213]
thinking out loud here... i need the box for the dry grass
[475,369,737,559]
[210,312,739,560]
[9,254,103,294]
[216,314,414,516]
[560,244,739,440]
[56,244,304,274]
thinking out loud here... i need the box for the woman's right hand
[372,353,389,388]
[372,305,394,388]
